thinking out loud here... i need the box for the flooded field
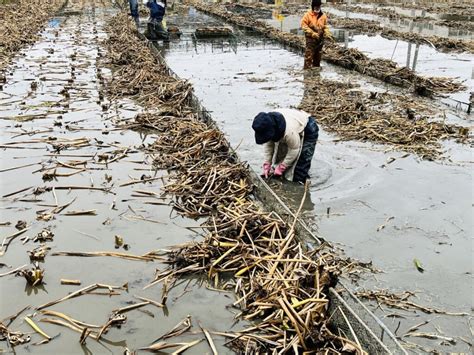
[271,10,473,39]
[161,3,473,353]
[0,0,472,353]
[0,3,243,354]
[258,14,473,109]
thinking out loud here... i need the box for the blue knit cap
[252,112,275,145]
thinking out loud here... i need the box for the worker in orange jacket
[301,0,331,69]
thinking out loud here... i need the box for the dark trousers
[129,0,139,18]
[293,117,319,183]
[146,21,170,41]
[304,37,323,69]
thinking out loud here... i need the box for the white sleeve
[282,132,301,167]
[263,141,275,163]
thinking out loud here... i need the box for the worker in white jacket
[252,109,319,183]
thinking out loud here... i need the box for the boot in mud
[145,20,170,41]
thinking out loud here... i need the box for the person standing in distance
[301,0,331,69]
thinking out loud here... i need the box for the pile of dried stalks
[0,0,65,75]
[151,199,372,353]
[104,12,371,353]
[104,30,192,108]
[195,26,234,38]
[298,75,469,160]
[189,0,466,96]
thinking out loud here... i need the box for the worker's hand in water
[262,162,272,179]
[273,163,287,177]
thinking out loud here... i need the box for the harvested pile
[189,0,465,96]
[104,11,372,353]
[105,38,192,108]
[195,26,233,38]
[150,200,372,353]
[0,0,65,75]
[299,75,469,160]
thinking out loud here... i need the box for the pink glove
[262,162,272,178]
[273,163,287,177]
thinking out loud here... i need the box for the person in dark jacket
[144,0,169,41]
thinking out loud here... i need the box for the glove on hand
[273,163,287,177]
[262,162,272,178]
[311,32,320,39]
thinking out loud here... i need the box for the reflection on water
[217,0,473,40]
[405,41,420,71]
[266,11,472,40]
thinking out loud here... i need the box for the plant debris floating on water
[18,262,45,286]
[233,2,474,54]
[102,13,378,353]
[298,75,469,160]
[189,0,466,96]
[355,289,469,316]
[0,0,66,75]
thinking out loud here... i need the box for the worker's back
[147,0,166,21]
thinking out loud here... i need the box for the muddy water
[0,4,242,354]
[342,34,473,106]
[261,13,473,108]
[229,4,473,108]
[162,6,472,353]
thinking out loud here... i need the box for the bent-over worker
[301,0,331,69]
[252,109,319,184]
[144,0,169,41]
